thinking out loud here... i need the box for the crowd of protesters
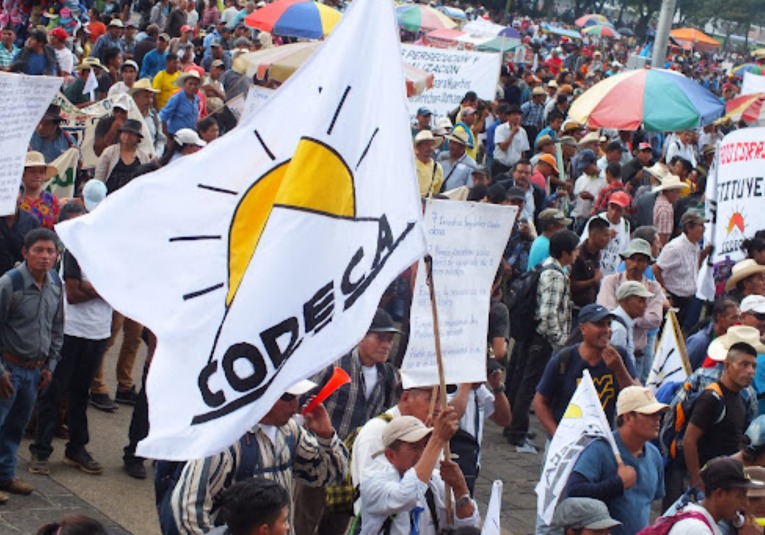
[1,0,765,533]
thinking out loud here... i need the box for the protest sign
[400,199,515,388]
[0,73,61,216]
[702,128,765,297]
[741,72,765,96]
[646,310,690,394]
[401,44,500,118]
[55,92,151,168]
[536,370,618,524]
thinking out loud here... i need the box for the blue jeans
[0,364,40,480]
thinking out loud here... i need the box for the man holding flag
[566,386,668,535]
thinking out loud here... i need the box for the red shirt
[89,21,107,44]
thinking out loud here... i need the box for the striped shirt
[653,193,674,236]
[171,419,348,534]
[535,257,572,350]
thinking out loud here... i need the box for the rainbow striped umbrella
[569,68,724,131]
[582,24,620,38]
[575,14,609,27]
[396,4,457,33]
[244,0,341,39]
[732,63,764,76]
[725,93,765,124]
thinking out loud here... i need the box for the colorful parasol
[725,93,765,124]
[582,25,620,38]
[669,28,720,48]
[753,49,765,59]
[396,4,457,33]
[244,0,341,39]
[732,63,764,76]
[238,42,434,97]
[568,68,724,131]
[575,14,609,27]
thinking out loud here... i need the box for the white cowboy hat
[726,259,765,291]
[652,174,690,193]
[174,70,202,87]
[708,325,765,361]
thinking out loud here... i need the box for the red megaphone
[302,367,351,415]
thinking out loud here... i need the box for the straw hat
[175,70,202,87]
[652,174,690,193]
[445,129,473,148]
[578,131,600,146]
[725,259,765,291]
[414,130,439,146]
[129,78,159,95]
[24,151,57,179]
[708,325,765,361]
[75,57,106,71]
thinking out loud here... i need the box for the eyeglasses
[280,393,297,402]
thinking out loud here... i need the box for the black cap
[506,186,526,202]
[606,141,626,152]
[578,304,615,324]
[368,308,401,334]
[701,457,765,492]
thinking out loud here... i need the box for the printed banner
[705,128,765,297]
[401,44,501,118]
[44,147,80,199]
[400,199,516,388]
[57,0,426,460]
[0,73,62,216]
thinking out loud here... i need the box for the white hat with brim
[652,174,690,193]
[129,78,160,95]
[24,151,57,179]
[174,128,207,147]
[286,379,317,396]
[741,295,765,314]
[75,57,106,71]
[175,70,202,87]
[578,131,600,146]
[725,259,765,291]
[708,325,765,362]
[644,162,670,181]
[445,129,474,149]
[414,130,439,146]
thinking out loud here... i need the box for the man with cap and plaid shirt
[293,308,400,535]
[566,386,667,535]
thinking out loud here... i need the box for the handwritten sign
[401,44,500,118]
[0,73,62,215]
[400,199,516,388]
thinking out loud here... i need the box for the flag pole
[423,253,454,527]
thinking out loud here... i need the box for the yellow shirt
[152,70,181,110]
[416,157,443,197]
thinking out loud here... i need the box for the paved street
[4,342,547,534]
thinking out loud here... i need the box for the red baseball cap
[180,25,193,33]
[608,191,631,208]
[50,27,69,41]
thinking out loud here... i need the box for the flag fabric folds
[646,310,691,394]
[535,370,618,524]
[56,0,425,460]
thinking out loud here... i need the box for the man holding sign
[566,386,667,535]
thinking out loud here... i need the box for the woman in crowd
[94,119,155,194]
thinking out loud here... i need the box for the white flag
[696,151,717,301]
[82,68,98,95]
[535,370,619,524]
[56,0,426,460]
[646,310,691,394]
[481,480,503,535]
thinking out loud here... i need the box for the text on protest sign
[401,44,500,118]
[0,73,62,216]
[401,199,516,388]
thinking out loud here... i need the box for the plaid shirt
[171,419,348,535]
[0,44,18,68]
[590,181,626,216]
[521,100,545,129]
[535,257,571,349]
[313,348,398,440]
[653,193,674,235]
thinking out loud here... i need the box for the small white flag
[646,310,691,394]
[82,68,98,96]
[535,370,619,524]
[481,480,503,535]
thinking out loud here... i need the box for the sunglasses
[280,393,297,402]
[751,312,765,321]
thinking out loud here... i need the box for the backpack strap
[557,344,578,378]
[706,382,727,425]
[5,268,24,292]
[424,487,439,532]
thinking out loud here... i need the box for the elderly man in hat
[293,309,401,535]
[159,69,200,140]
[653,211,711,327]
[652,172,691,246]
[726,259,765,302]
[29,105,78,164]
[552,498,621,535]
[492,104,529,177]
[358,412,479,535]
[129,79,165,157]
[414,130,444,197]
[521,86,547,143]
[437,129,477,192]
[90,18,125,64]
[566,386,667,535]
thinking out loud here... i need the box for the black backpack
[507,263,556,341]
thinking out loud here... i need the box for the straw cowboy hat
[24,151,57,179]
[445,128,474,148]
[726,259,765,291]
[414,130,440,146]
[75,57,106,71]
[708,325,765,361]
[652,174,690,193]
[175,70,202,87]
[129,78,159,95]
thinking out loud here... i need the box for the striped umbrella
[575,14,609,27]
[582,24,620,38]
[244,0,341,39]
[569,68,724,131]
[731,63,764,76]
[725,93,765,124]
[395,4,457,33]
[238,42,434,97]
